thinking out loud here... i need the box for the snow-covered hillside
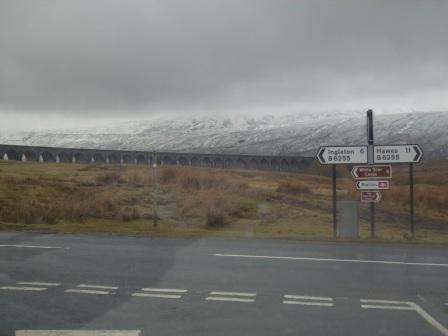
[1,111,447,159]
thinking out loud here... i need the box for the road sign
[374,144,423,163]
[356,180,390,190]
[351,165,392,179]
[361,191,382,202]
[316,146,368,164]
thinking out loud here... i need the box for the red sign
[361,191,382,202]
[351,165,392,179]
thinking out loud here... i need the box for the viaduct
[0,144,313,172]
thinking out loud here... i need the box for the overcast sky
[1,0,448,131]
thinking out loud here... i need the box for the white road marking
[0,286,47,291]
[77,284,118,290]
[141,288,187,293]
[411,302,448,336]
[283,300,334,307]
[132,293,181,299]
[15,331,141,336]
[210,291,256,297]
[360,299,413,305]
[283,294,334,307]
[18,282,61,287]
[361,304,414,310]
[214,253,448,268]
[361,299,448,336]
[206,291,256,303]
[0,244,67,249]
[65,289,110,295]
[284,294,333,301]
[206,297,254,303]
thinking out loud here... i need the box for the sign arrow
[413,145,422,162]
[318,147,326,164]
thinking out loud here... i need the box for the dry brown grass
[276,181,311,195]
[205,206,226,227]
[95,171,123,185]
[0,197,89,224]
[120,206,141,221]
[0,159,447,243]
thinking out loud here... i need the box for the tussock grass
[0,160,447,243]
[276,181,311,195]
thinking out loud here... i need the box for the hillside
[1,111,448,159]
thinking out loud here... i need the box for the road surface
[0,232,447,336]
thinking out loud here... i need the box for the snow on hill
[1,111,448,159]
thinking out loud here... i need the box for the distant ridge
[1,111,447,160]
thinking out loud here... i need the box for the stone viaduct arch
[0,144,312,173]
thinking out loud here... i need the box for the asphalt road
[0,232,447,336]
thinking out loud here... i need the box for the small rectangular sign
[316,146,368,165]
[374,144,423,163]
[356,180,390,190]
[351,165,392,179]
[361,191,382,202]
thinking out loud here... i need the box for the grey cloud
[0,0,447,120]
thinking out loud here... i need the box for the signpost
[351,165,392,179]
[361,191,382,202]
[314,109,423,239]
[356,180,390,190]
[374,144,423,163]
[316,146,367,164]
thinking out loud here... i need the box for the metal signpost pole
[332,165,337,238]
[367,110,375,238]
[409,163,415,238]
[152,151,158,227]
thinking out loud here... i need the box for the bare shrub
[205,206,226,227]
[127,172,146,185]
[93,199,119,218]
[120,207,141,221]
[160,167,177,184]
[177,169,234,191]
[4,198,88,224]
[95,172,122,185]
[276,181,310,195]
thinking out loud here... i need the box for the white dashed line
[361,299,448,336]
[15,331,141,336]
[284,295,333,301]
[283,294,334,307]
[132,293,182,299]
[283,300,334,307]
[214,253,448,268]
[141,288,187,293]
[18,282,61,287]
[77,284,118,290]
[210,291,256,297]
[206,291,256,303]
[65,289,110,295]
[360,299,413,310]
[132,287,187,298]
[0,286,47,291]
[0,244,67,249]
[206,296,255,303]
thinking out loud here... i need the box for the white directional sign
[374,144,423,163]
[316,146,368,165]
[356,180,390,190]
